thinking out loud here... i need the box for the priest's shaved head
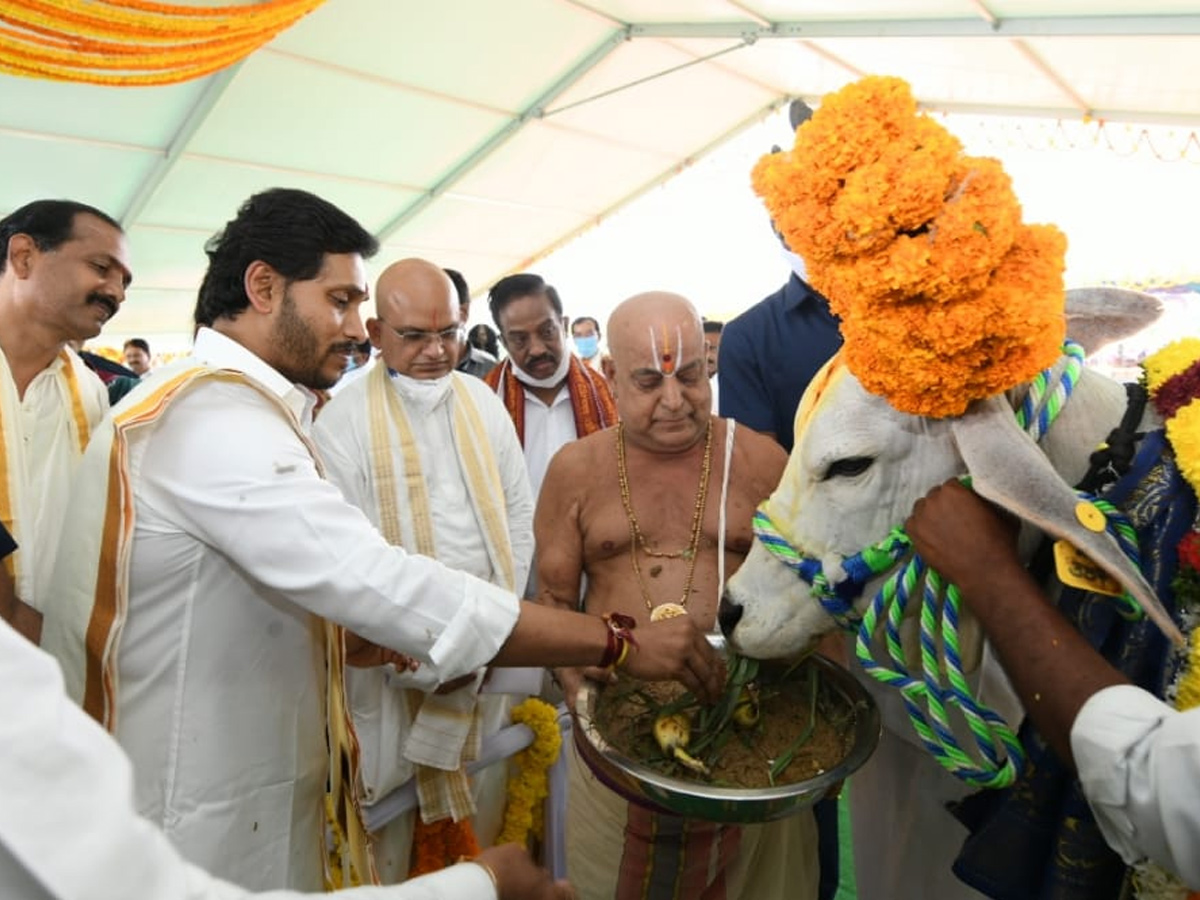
[368,258,461,380]
[607,291,710,454]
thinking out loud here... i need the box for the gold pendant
[650,602,688,622]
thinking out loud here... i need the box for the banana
[732,685,760,728]
[653,712,710,775]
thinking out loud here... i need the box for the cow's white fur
[721,289,1163,899]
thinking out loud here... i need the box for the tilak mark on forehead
[649,324,686,376]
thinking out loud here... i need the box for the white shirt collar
[192,327,317,426]
[522,383,571,410]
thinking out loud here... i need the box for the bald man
[536,292,818,900]
[314,258,537,881]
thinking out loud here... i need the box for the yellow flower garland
[0,0,326,86]
[496,697,562,848]
[753,76,1067,418]
[1133,340,1200,899]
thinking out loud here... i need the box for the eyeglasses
[380,321,464,347]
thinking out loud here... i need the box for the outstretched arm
[905,479,1129,767]
[908,479,1200,890]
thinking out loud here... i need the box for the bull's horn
[951,395,1184,647]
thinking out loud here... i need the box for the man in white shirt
[906,479,1200,891]
[483,274,617,499]
[2,604,573,900]
[0,199,126,644]
[314,258,536,880]
[0,519,571,900]
[40,189,720,893]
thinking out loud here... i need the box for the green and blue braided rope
[748,341,1146,787]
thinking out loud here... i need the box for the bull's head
[720,289,1179,661]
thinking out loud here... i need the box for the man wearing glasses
[313,258,536,882]
[483,273,617,500]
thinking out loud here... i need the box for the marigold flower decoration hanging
[0,0,327,87]
[1131,338,1200,900]
[408,698,561,878]
[753,76,1068,418]
[495,697,562,847]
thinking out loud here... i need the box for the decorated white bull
[719,290,1173,898]
[721,74,1188,899]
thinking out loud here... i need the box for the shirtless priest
[535,292,818,900]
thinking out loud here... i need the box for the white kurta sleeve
[0,619,498,900]
[138,380,519,685]
[1070,683,1200,889]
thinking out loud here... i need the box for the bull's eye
[824,456,873,480]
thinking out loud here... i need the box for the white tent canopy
[2,0,1199,339]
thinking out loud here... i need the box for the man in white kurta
[314,258,536,881]
[0,200,126,643]
[1,588,575,900]
[0,518,570,900]
[39,187,724,895]
[43,325,523,891]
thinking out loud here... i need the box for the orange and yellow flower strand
[409,698,561,876]
[1132,338,1200,900]
[753,76,1067,418]
[0,0,326,86]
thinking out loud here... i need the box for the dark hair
[0,199,122,274]
[355,338,372,355]
[702,320,724,334]
[194,188,378,327]
[468,323,499,358]
[443,267,469,307]
[487,272,562,329]
[124,337,150,354]
[571,315,601,337]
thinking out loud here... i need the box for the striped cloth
[484,355,617,445]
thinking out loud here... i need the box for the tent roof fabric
[2,0,1199,337]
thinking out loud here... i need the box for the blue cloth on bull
[949,428,1197,900]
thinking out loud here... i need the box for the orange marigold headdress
[753,76,1067,418]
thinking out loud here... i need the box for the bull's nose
[717,596,743,636]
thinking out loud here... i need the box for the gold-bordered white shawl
[40,364,376,887]
[0,348,100,594]
[365,364,517,822]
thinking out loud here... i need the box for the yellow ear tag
[1074,501,1107,533]
[1053,541,1124,597]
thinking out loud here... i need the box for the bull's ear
[950,395,1184,646]
[1064,287,1162,357]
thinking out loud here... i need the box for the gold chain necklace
[616,419,714,613]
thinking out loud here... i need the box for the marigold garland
[495,697,562,848]
[1132,341,1200,900]
[408,816,480,878]
[0,0,326,87]
[752,76,1067,418]
[404,698,561,878]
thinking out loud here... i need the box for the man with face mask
[313,258,536,882]
[569,316,607,375]
[484,274,617,499]
[0,200,127,644]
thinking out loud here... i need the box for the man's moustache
[87,293,118,318]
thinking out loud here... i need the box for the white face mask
[389,370,454,412]
[780,245,809,282]
[512,350,571,390]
